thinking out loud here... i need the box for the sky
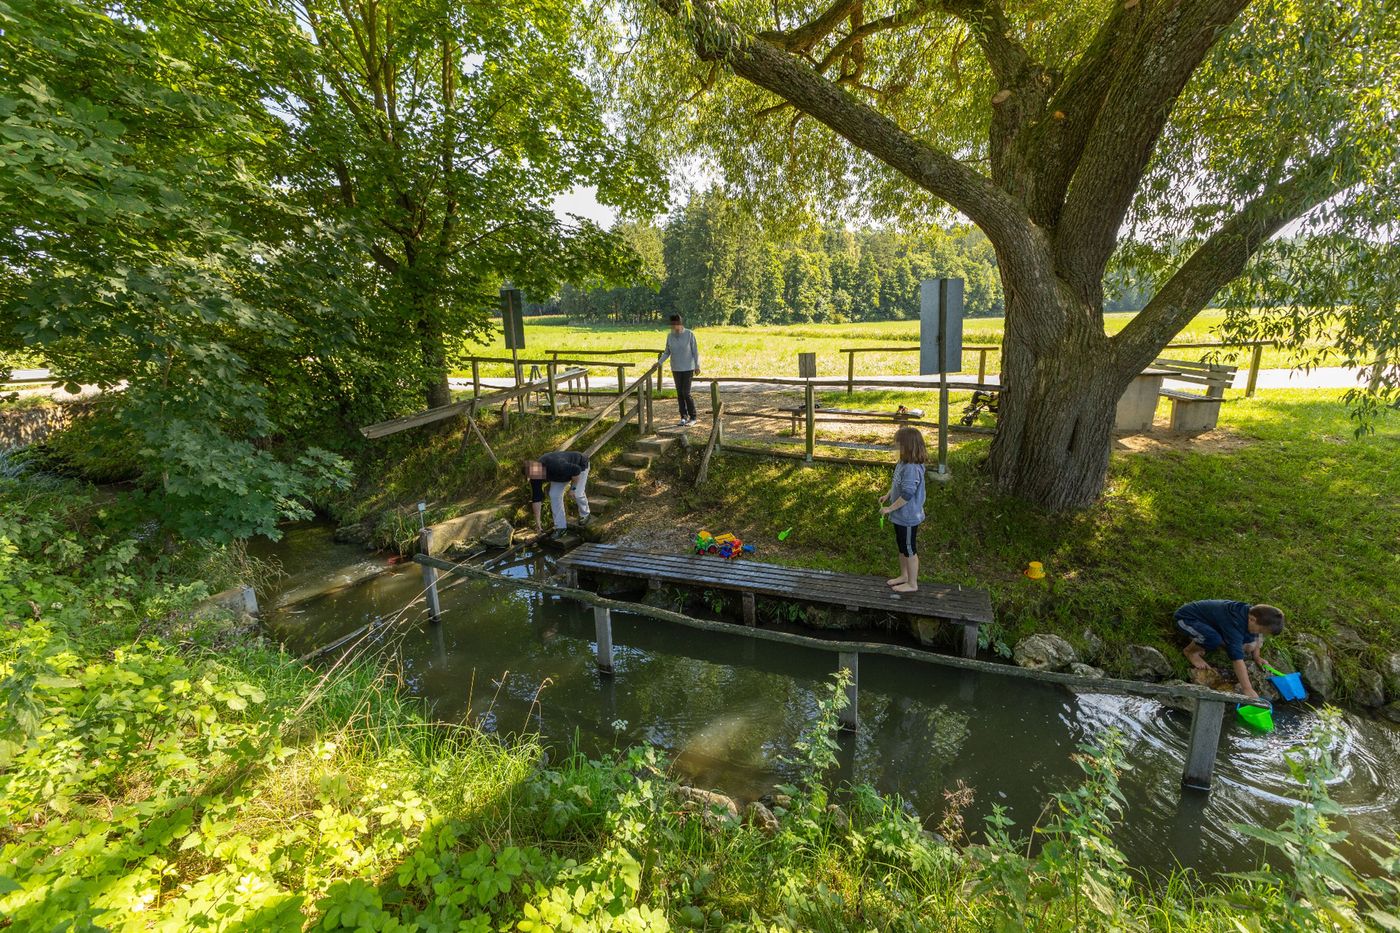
[551,186,619,227]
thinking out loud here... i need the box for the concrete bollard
[1181,698,1226,791]
[594,606,614,674]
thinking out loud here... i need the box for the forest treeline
[554,189,1156,324]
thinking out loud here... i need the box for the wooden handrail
[463,355,635,368]
[561,358,662,451]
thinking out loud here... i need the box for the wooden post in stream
[837,651,858,731]
[594,606,614,674]
[1182,698,1226,790]
[419,524,442,624]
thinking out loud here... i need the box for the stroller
[960,389,1000,426]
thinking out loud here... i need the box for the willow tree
[611,0,1398,509]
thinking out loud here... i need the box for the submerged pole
[1182,698,1226,791]
[417,502,442,624]
[837,651,858,731]
[594,606,614,674]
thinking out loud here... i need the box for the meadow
[454,310,1338,381]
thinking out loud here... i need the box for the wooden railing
[561,358,664,457]
[839,340,1276,396]
[547,347,667,392]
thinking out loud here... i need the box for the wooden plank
[359,368,588,438]
[559,544,993,623]
[1182,698,1226,790]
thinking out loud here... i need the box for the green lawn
[642,389,1397,698]
[454,310,1337,380]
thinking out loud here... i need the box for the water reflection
[253,527,1400,877]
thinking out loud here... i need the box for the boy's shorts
[1175,617,1223,650]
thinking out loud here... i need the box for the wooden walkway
[557,543,993,657]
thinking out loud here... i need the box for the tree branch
[1113,158,1349,371]
[656,0,1037,252]
[1054,0,1253,304]
[759,0,863,54]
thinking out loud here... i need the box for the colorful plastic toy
[1024,561,1046,580]
[694,530,755,559]
[1237,702,1275,733]
[1262,662,1308,701]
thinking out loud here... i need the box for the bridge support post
[1182,698,1226,791]
[593,606,614,674]
[962,624,979,659]
[837,651,858,731]
[419,526,442,624]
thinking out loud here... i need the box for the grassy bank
[3,474,1399,931]
[620,390,1398,699]
[454,310,1336,379]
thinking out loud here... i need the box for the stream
[251,522,1400,878]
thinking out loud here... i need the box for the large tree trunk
[418,312,452,409]
[987,290,1133,510]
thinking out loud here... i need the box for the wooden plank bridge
[558,542,994,658]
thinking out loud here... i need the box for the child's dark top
[530,451,589,502]
[1175,599,1256,661]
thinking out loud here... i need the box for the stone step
[587,496,612,512]
[592,479,631,498]
[620,451,653,468]
[636,436,678,455]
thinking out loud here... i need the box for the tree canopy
[607,0,1399,507]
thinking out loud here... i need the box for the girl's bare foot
[892,583,919,593]
[886,576,907,586]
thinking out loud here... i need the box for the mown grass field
[454,310,1338,380]
[635,389,1398,696]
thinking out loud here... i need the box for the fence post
[710,381,724,446]
[656,353,665,393]
[846,350,855,396]
[593,606,614,674]
[471,358,480,400]
[977,348,989,384]
[837,651,858,731]
[644,373,654,434]
[1182,698,1226,791]
[804,381,816,463]
[419,525,442,624]
[1245,343,1264,397]
[616,364,626,398]
[547,361,559,416]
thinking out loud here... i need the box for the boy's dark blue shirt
[1176,599,1255,661]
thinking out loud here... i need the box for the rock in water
[674,786,740,828]
[745,801,780,835]
[1069,662,1105,679]
[1352,669,1386,709]
[480,518,514,549]
[1381,701,1400,725]
[1013,634,1078,672]
[1127,645,1173,681]
[1292,635,1335,700]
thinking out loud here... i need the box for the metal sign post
[500,286,525,412]
[920,278,964,479]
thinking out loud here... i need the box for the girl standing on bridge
[880,426,928,594]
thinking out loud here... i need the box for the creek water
[252,523,1400,878]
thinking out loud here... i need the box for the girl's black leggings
[893,522,918,557]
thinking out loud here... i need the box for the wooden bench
[557,542,994,658]
[1154,358,1238,433]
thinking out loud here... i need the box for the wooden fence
[839,340,1275,396]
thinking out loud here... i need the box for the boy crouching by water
[1175,600,1284,698]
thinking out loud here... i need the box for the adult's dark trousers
[672,370,697,420]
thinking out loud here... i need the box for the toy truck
[693,530,755,560]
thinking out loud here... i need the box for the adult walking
[659,313,701,426]
[523,450,590,534]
